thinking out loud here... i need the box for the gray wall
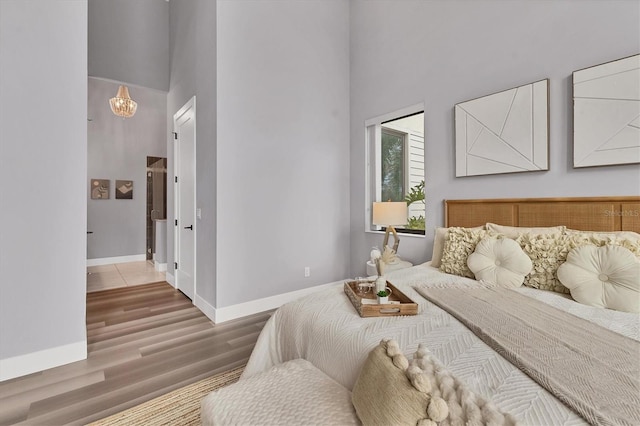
[216,0,351,306]
[168,0,351,309]
[87,77,167,259]
[89,0,170,92]
[349,0,640,273]
[0,0,88,361]
[168,0,218,305]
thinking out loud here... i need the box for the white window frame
[364,103,425,237]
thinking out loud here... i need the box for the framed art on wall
[455,79,549,177]
[573,54,640,168]
[115,180,133,199]
[90,179,110,199]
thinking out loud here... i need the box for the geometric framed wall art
[90,178,110,199]
[455,79,549,177]
[573,54,640,168]
[115,180,133,199]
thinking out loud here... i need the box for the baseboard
[166,272,175,287]
[213,280,344,323]
[86,254,146,267]
[0,341,87,382]
[194,294,216,324]
[154,261,167,272]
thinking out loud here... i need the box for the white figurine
[370,247,381,263]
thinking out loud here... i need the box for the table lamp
[372,201,408,252]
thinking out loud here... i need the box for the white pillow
[557,245,640,313]
[486,223,565,239]
[431,226,483,268]
[467,237,533,288]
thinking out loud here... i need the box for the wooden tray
[344,280,418,317]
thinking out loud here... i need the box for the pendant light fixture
[109,85,138,118]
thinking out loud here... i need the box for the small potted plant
[377,289,390,304]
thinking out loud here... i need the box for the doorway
[146,156,167,264]
[173,97,196,300]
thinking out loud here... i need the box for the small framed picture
[90,179,110,199]
[116,180,133,199]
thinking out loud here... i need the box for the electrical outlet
[304,267,310,277]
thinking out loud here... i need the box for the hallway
[87,261,166,293]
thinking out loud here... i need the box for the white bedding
[243,263,640,426]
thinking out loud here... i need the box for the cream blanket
[417,287,640,426]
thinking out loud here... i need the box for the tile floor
[87,261,166,293]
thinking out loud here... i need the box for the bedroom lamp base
[382,225,400,252]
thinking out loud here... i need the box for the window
[381,128,406,202]
[366,106,425,235]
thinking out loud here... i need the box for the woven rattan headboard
[445,196,640,233]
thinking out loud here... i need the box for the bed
[241,196,640,425]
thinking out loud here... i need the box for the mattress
[242,263,640,425]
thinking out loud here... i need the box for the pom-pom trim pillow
[351,339,446,426]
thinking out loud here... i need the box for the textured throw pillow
[516,232,640,294]
[557,245,640,313]
[431,226,484,268]
[566,229,640,244]
[467,237,533,288]
[351,340,447,426]
[440,227,496,278]
[486,223,566,239]
[353,340,518,426]
[516,233,572,293]
[567,232,640,258]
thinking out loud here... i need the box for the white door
[174,97,196,300]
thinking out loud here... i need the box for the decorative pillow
[431,225,484,268]
[351,340,447,426]
[566,229,640,244]
[353,340,518,426]
[517,232,640,294]
[467,237,533,288]
[486,223,566,239]
[440,227,496,278]
[409,344,520,426]
[567,233,640,258]
[557,245,640,313]
[516,233,572,293]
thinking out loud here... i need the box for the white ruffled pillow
[565,229,640,244]
[557,245,640,313]
[440,228,496,278]
[467,237,533,288]
[516,233,572,293]
[431,226,484,268]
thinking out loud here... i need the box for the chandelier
[109,85,137,118]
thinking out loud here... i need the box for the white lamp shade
[372,202,407,226]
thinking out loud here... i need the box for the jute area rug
[89,366,244,426]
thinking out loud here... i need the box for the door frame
[173,96,197,298]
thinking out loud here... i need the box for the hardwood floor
[0,282,272,425]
